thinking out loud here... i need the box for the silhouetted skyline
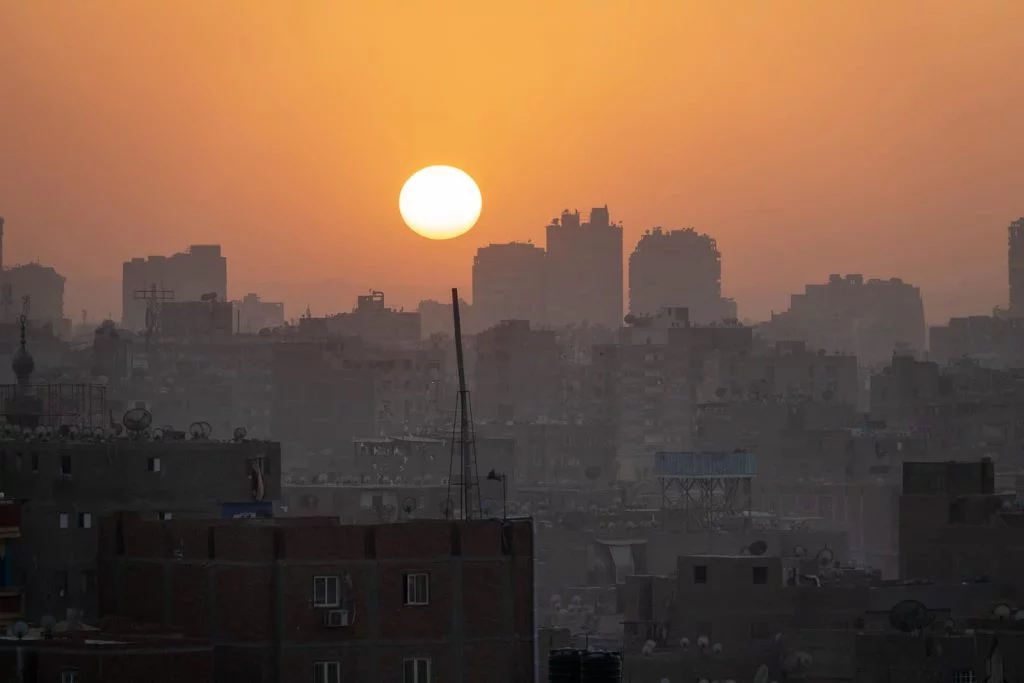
[2,2,1024,323]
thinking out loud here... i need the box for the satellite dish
[754,664,770,683]
[189,422,212,440]
[889,599,932,633]
[12,621,28,639]
[123,408,153,435]
[401,497,417,516]
[40,614,56,637]
[747,540,769,556]
[993,603,1012,620]
[816,547,835,566]
[793,545,807,558]
[233,427,248,441]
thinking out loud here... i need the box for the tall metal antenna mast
[446,288,481,520]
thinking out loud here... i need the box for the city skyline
[2,2,1023,323]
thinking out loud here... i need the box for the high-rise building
[122,245,228,331]
[628,227,737,323]
[474,319,562,422]
[545,206,623,329]
[472,242,547,330]
[235,292,285,333]
[4,262,68,334]
[759,274,926,367]
[1009,217,1024,316]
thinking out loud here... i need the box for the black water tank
[581,650,622,683]
[548,648,582,683]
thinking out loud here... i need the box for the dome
[11,345,34,382]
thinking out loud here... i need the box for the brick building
[898,458,1024,591]
[98,515,535,683]
[0,626,214,683]
[0,437,280,620]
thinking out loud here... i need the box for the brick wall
[100,514,535,683]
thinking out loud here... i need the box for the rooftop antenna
[446,287,481,520]
[133,283,174,345]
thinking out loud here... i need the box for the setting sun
[399,165,482,241]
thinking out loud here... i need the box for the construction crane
[446,287,480,520]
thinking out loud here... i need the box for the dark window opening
[753,566,768,584]
[693,565,707,584]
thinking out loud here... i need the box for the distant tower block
[1009,217,1024,316]
[653,451,756,530]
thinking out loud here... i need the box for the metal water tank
[548,648,582,683]
[581,650,622,683]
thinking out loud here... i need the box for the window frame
[403,657,431,683]
[313,575,340,608]
[59,512,69,529]
[404,572,430,606]
[78,512,92,529]
[60,671,78,683]
[313,660,340,683]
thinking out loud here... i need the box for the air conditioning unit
[324,609,349,628]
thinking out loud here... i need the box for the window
[30,453,38,472]
[404,572,429,606]
[80,571,95,596]
[753,566,768,585]
[750,621,770,639]
[158,512,173,521]
[693,565,707,584]
[403,658,431,683]
[313,576,340,607]
[313,661,340,683]
[60,671,78,683]
[953,672,977,683]
[60,455,72,476]
[78,513,92,529]
[59,513,69,529]
[148,457,161,473]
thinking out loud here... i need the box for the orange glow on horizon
[1,1,1023,321]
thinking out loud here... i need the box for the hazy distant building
[629,227,737,324]
[760,274,925,367]
[929,315,1024,368]
[160,299,234,340]
[122,245,228,331]
[4,262,68,336]
[474,320,562,422]
[545,206,623,329]
[1009,217,1024,316]
[235,292,285,333]
[417,298,476,338]
[324,291,419,345]
[472,242,547,330]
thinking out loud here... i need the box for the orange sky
[2,1,1023,323]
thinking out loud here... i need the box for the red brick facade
[98,515,535,683]
[0,633,214,683]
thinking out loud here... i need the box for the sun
[399,165,482,240]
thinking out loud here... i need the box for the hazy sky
[2,1,1023,323]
